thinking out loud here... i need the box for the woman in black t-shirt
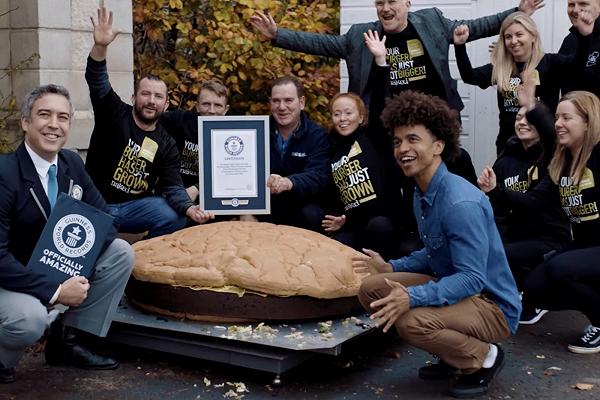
[481,91,600,354]
[453,12,586,154]
[322,93,401,259]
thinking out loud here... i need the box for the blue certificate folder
[27,193,116,285]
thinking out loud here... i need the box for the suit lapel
[57,153,72,196]
[16,144,52,214]
[407,13,442,76]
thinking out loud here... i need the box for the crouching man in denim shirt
[353,91,521,398]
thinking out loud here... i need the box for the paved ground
[1,310,599,400]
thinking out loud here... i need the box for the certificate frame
[198,116,270,215]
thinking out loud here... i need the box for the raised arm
[250,10,349,58]
[86,6,120,101]
[517,74,555,158]
[89,6,120,62]
[439,2,543,45]
[453,25,494,89]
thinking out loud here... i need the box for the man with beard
[85,6,213,237]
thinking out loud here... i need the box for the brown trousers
[358,272,511,372]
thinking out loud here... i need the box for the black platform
[107,297,376,377]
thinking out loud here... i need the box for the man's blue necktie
[48,164,58,209]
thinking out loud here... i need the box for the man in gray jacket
[251,0,544,113]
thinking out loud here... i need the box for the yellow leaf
[169,0,183,9]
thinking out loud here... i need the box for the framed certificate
[198,116,270,214]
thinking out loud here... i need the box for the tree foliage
[0,53,40,154]
[132,0,340,127]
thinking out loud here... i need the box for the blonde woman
[454,12,593,154]
[480,91,600,353]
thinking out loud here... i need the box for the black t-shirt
[559,144,600,248]
[384,23,445,99]
[85,89,183,204]
[160,109,199,188]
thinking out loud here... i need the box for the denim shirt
[389,163,521,333]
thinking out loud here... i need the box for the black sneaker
[419,359,457,380]
[568,325,600,354]
[0,363,15,384]
[519,308,548,325]
[449,345,505,398]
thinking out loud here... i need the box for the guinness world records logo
[53,214,96,257]
[224,136,244,156]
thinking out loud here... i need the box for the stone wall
[0,0,133,151]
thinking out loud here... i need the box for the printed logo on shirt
[139,137,158,162]
[528,165,538,182]
[503,71,540,113]
[387,44,427,87]
[291,152,307,157]
[111,138,150,195]
[502,77,522,113]
[530,69,541,86]
[559,169,599,222]
[180,140,199,178]
[587,51,599,67]
[330,143,377,211]
[348,141,362,158]
[503,166,538,193]
[406,39,424,58]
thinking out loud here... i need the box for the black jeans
[504,240,559,290]
[523,244,600,326]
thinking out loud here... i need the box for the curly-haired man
[352,91,521,398]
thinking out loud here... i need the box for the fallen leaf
[544,367,562,376]
[572,383,594,390]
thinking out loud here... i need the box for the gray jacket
[274,7,517,111]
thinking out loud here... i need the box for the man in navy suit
[0,84,134,383]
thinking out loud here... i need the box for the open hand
[519,0,545,16]
[352,248,392,275]
[250,11,278,40]
[369,279,410,333]
[364,30,387,66]
[90,6,119,47]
